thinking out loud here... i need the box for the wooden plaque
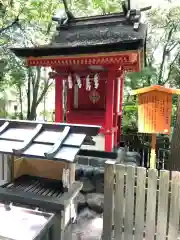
[138,91,172,134]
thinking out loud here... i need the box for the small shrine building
[11,3,148,152]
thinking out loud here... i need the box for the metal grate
[3,175,64,198]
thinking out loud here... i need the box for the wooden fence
[102,161,180,240]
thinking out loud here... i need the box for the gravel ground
[71,208,103,240]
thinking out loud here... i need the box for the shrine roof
[0,119,100,163]
[131,85,180,95]
[11,13,147,58]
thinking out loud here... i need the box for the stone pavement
[71,208,103,240]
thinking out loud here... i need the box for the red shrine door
[73,81,106,110]
[66,77,107,128]
[55,71,124,152]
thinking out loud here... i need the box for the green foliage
[146,6,180,29]
[0,0,60,119]
[39,110,54,121]
[126,66,157,89]
[70,0,122,16]
[122,102,138,134]
[125,4,180,131]
[0,0,61,33]
[127,5,180,87]
[0,110,8,118]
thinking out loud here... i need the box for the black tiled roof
[53,22,146,47]
[11,13,147,57]
[0,119,100,162]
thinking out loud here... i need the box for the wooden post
[69,163,75,186]
[168,171,180,239]
[146,168,158,240]
[1,154,13,182]
[156,170,169,240]
[114,164,125,240]
[150,133,156,169]
[124,166,135,240]
[102,160,115,240]
[134,167,146,240]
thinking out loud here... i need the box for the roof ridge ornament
[121,0,151,31]
[62,0,74,20]
[52,0,74,28]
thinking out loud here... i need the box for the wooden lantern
[131,85,180,168]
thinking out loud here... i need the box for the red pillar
[66,76,74,123]
[113,77,118,148]
[117,72,124,144]
[55,76,63,122]
[105,70,115,152]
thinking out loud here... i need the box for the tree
[26,67,53,120]
[121,4,180,134]
[127,5,180,90]
[0,0,61,119]
[1,0,180,124]
[9,62,53,120]
[0,0,123,120]
[166,54,180,170]
[0,0,61,45]
[70,0,122,16]
[167,95,180,171]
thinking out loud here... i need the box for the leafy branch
[0,1,25,34]
[0,17,19,34]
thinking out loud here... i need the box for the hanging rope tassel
[86,75,91,91]
[94,73,99,89]
[68,74,73,89]
[75,74,82,88]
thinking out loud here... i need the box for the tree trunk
[26,67,52,121]
[27,68,31,119]
[18,85,23,120]
[29,67,41,120]
[167,95,180,171]
[158,27,174,85]
[28,107,37,120]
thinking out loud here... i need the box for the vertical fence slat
[113,164,180,240]
[134,167,146,240]
[0,154,3,180]
[156,170,170,240]
[124,166,135,240]
[114,164,125,240]
[102,160,115,240]
[168,171,180,240]
[146,168,157,240]
[3,154,12,181]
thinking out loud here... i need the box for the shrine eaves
[11,0,150,66]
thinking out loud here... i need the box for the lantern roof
[11,11,147,58]
[131,85,180,96]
